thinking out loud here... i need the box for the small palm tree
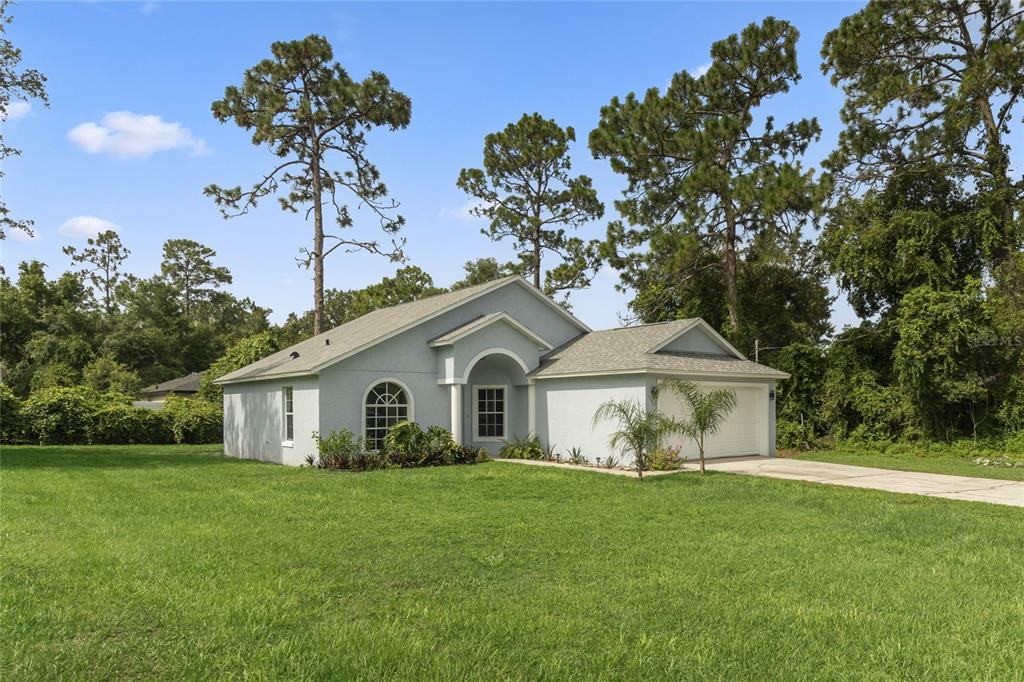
[658,379,737,474]
[592,398,673,480]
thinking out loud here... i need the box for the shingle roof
[530,320,789,379]
[141,371,203,395]
[216,275,586,384]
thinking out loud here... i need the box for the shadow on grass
[0,445,252,471]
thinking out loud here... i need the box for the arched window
[364,381,410,450]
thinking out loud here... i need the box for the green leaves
[591,17,822,332]
[821,0,1024,263]
[206,33,411,333]
[457,113,604,298]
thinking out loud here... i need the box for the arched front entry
[461,351,530,453]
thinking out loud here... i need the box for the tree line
[2,1,1022,444]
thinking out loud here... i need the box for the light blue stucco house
[216,275,789,466]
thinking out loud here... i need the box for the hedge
[3,385,222,445]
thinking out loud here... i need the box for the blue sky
[4,1,865,334]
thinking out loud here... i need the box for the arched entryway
[461,350,530,452]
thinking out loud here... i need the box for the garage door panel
[658,384,764,458]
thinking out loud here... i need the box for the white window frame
[282,386,294,446]
[473,384,508,442]
[361,378,414,451]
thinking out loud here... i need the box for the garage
[657,382,769,458]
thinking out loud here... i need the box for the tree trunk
[722,205,740,334]
[698,439,706,475]
[532,205,542,289]
[311,144,325,335]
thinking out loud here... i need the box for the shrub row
[310,421,488,471]
[1,385,221,445]
[777,420,1024,460]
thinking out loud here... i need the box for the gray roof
[141,371,203,396]
[530,320,789,379]
[429,313,506,345]
[216,275,584,384]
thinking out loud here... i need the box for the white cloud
[67,111,209,158]
[690,62,712,78]
[58,216,120,239]
[140,2,159,15]
[3,101,31,121]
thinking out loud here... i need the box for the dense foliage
[310,423,487,471]
[3,386,220,445]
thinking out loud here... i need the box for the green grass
[3,445,1023,680]
[786,448,1024,481]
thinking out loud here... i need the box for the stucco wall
[316,280,582,444]
[223,375,318,466]
[535,374,649,465]
[659,325,734,355]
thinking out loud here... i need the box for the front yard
[3,445,1023,679]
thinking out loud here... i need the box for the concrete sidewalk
[704,457,1024,507]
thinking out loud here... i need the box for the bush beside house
[2,386,221,446]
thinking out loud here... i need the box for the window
[474,385,506,441]
[282,387,294,442]
[364,381,409,450]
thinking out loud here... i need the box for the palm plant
[657,379,737,474]
[592,399,674,480]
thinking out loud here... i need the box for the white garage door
[658,383,766,458]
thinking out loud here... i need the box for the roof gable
[648,319,745,359]
[429,312,553,350]
[531,319,788,380]
[215,276,587,384]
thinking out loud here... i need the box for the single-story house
[216,275,789,467]
[135,371,204,409]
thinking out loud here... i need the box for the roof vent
[325,339,330,345]
[290,351,300,359]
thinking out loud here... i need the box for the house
[135,371,204,409]
[216,276,789,466]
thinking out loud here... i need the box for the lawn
[3,446,1023,680]
[786,448,1024,481]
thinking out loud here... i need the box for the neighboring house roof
[140,371,203,397]
[429,312,553,350]
[530,319,790,380]
[215,276,589,385]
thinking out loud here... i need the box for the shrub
[500,434,544,460]
[648,446,686,471]
[314,428,365,470]
[163,396,222,444]
[567,446,586,465]
[90,404,173,444]
[1,385,26,443]
[20,386,102,444]
[313,424,487,471]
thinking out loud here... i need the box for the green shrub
[500,434,544,460]
[1,385,27,443]
[20,386,102,444]
[649,446,686,471]
[313,428,365,470]
[163,396,222,444]
[313,424,486,471]
[90,404,173,444]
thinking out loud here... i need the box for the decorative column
[527,382,536,437]
[450,383,463,444]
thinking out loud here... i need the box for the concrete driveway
[703,457,1024,507]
